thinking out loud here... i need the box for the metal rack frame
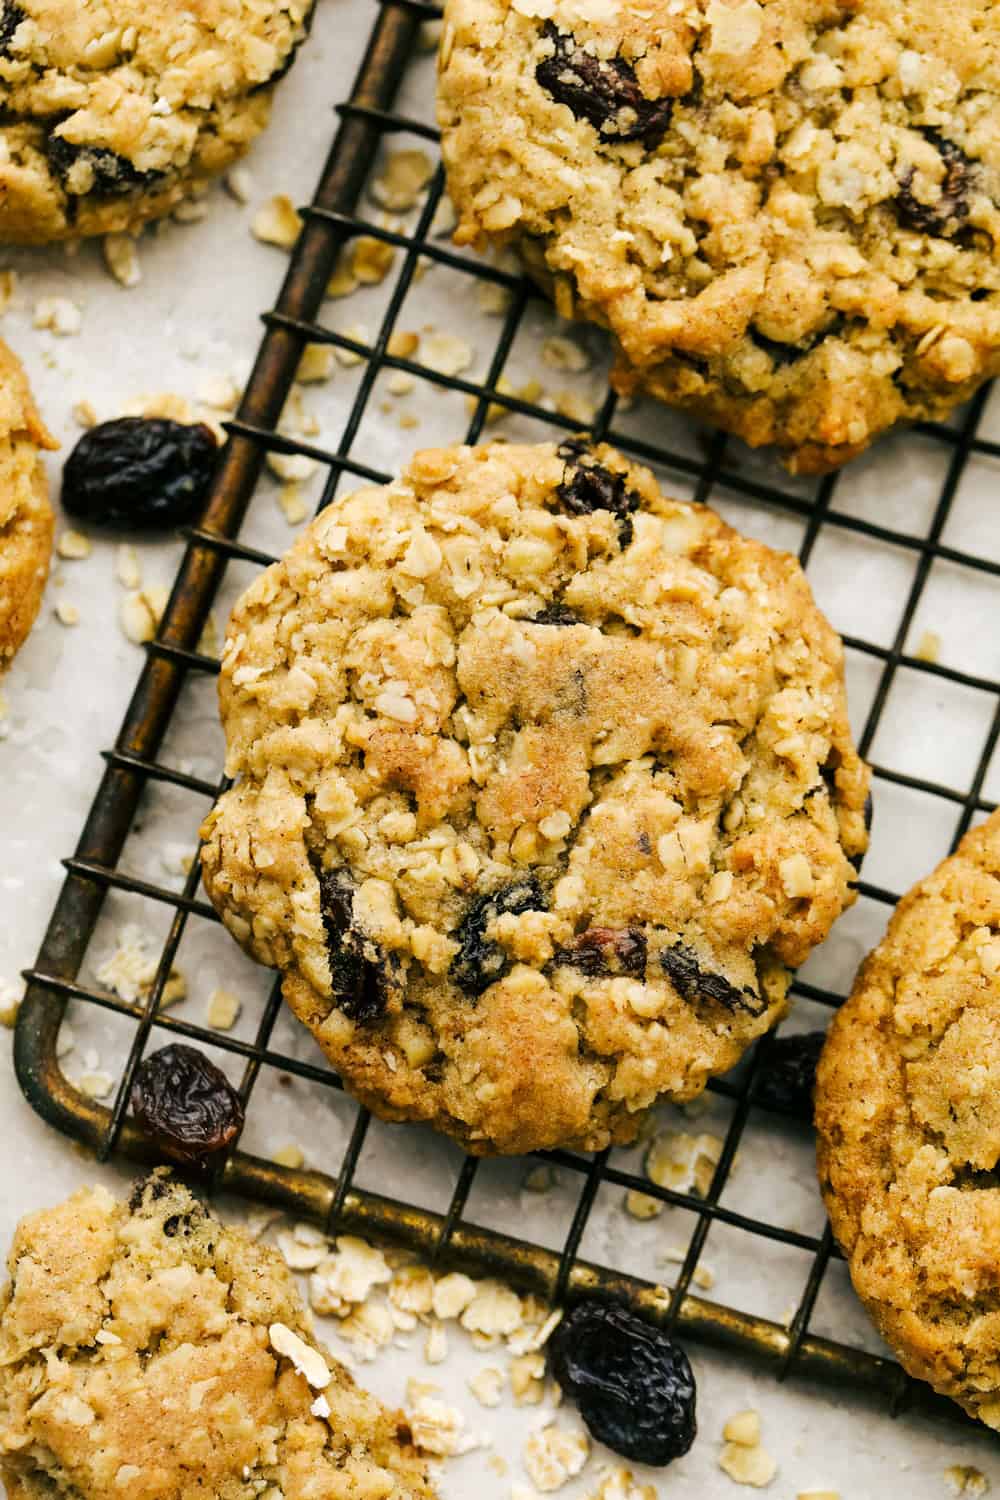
[16,0,1000,1431]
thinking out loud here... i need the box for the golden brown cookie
[0,338,55,667]
[201,440,869,1155]
[0,1171,435,1500]
[817,809,1000,1426]
[438,0,1000,472]
[0,0,312,243]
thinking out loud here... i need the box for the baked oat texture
[817,809,1000,1428]
[438,0,1000,473]
[0,1171,435,1500]
[0,337,55,666]
[201,440,869,1155]
[0,0,312,242]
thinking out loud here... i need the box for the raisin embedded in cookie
[0,338,56,668]
[0,0,313,242]
[201,440,870,1156]
[438,1,1000,472]
[0,1171,435,1499]
[817,810,1000,1428]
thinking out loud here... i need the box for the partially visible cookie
[0,1171,435,1500]
[817,810,1000,1426]
[0,339,55,667]
[0,0,312,243]
[438,0,1000,472]
[201,439,869,1156]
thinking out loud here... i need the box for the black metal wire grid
[15,0,1000,1430]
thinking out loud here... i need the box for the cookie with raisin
[0,338,55,668]
[438,1,1000,472]
[201,440,869,1155]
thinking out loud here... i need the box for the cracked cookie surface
[201,440,869,1155]
[438,0,1000,472]
[0,0,312,242]
[0,338,55,667]
[817,810,1000,1428]
[0,1171,434,1500]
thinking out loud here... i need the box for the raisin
[556,438,641,546]
[753,1030,825,1118]
[536,23,673,148]
[318,867,399,1025]
[549,1301,696,1465]
[0,1,24,51]
[531,603,581,626]
[661,941,766,1016]
[896,132,974,237]
[130,1045,244,1167]
[46,135,164,199]
[749,315,845,367]
[62,417,219,530]
[450,878,545,997]
[554,926,647,977]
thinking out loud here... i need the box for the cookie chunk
[201,441,869,1155]
[0,338,55,667]
[816,810,1000,1426]
[0,0,312,242]
[0,1171,434,1500]
[438,1,1000,472]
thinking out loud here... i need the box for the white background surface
[4,1,1000,1493]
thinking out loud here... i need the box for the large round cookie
[0,338,55,667]
[0,0,312,243]
[201,440,869,1155]
[0,1171,434,1499]
[816,810,1000,1426]
[438,0,1000,473]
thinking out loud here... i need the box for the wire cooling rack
[16,0,1000,1431]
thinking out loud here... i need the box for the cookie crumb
[370,149,435,212]
[945,1467,990,1497]
[55,600,80,627]
[252,194,302,249]
[226,167,255,204]
[719,1442,777,1487]
[624,1188,663,1220]
[206,987,241,1030]
[103,233,142,288]
[33,296,82,336]
[915,629,942,664]
[57,529,91,560]
[646,1131,723,1197]
[723,1410,761,1446]
[72,399,98,429]
[296,344,336,384]
[351,236,396,286]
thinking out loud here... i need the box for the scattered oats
[121,392,195,423]
[103,234,141,288]
[693,1262,715,1290]
[542,335,590,373]
[0,980,22,1028]
[390,1265,435,1316]
[424,1322,448,1364]
[432,1272,477,1321]
[266,450,318,483]
[0,268,17,313]
[206,987,241,1031]
[723,1411,761,1447]
[388,372,415,396]
[73,399,98,429]
[245,1206,284,1239]
[510,1352,546,1405]
[334,323,369,367]
[477,281,513,317]
[387,330,419,360]
[278,1229,328,1272]
[33,295,82,335]
[198,373,240,411]
[226,166,255,204]
[268,1323,330,1389]
[915,629,942,664]
[296,344,336,384]
[624,1188,662,1221]
[719,1441,777,1487]
[326,258,358,299]
[55,600,80,627]
[461,1280,523,1337]
[507,1306,562,1357]
[523,1423,590,1491]
[422,330,473,377]
[120,590,157,645]
[399,412,420,431]
[252,194,302,249]
[351,235,396,286]
[57,529,91,560]
[370,148,435,212]
[646,1130,723,1197]
[273,1143,305,1169]
[523,1164,556,1193]
[95,925,186,1007]
[116,544,141,589]
[469,1366,505,1407]
[173,198,208,224]
[277,483,309,525]
[310,1237,392,1313]
[77,1070,114,1100]
[554,389,596,425]
[945,1468,990,1497]
[409,1393,480,1457]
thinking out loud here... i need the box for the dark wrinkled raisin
[318,867,399,1025]
[550,1302,696,1465]
[532,602,581,626]
[451,878,545,996]
[971,289,990,303]
[46,135,164,198]
[130,1044,244,1167]
[661,941,766,1016]
[556,438,640,545]
[554,926,647,977]
[753,1030,825,1118]
[0,1,24,51]
[62,417,219,530]
[536,23,673,148]
[896,132,974,237]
